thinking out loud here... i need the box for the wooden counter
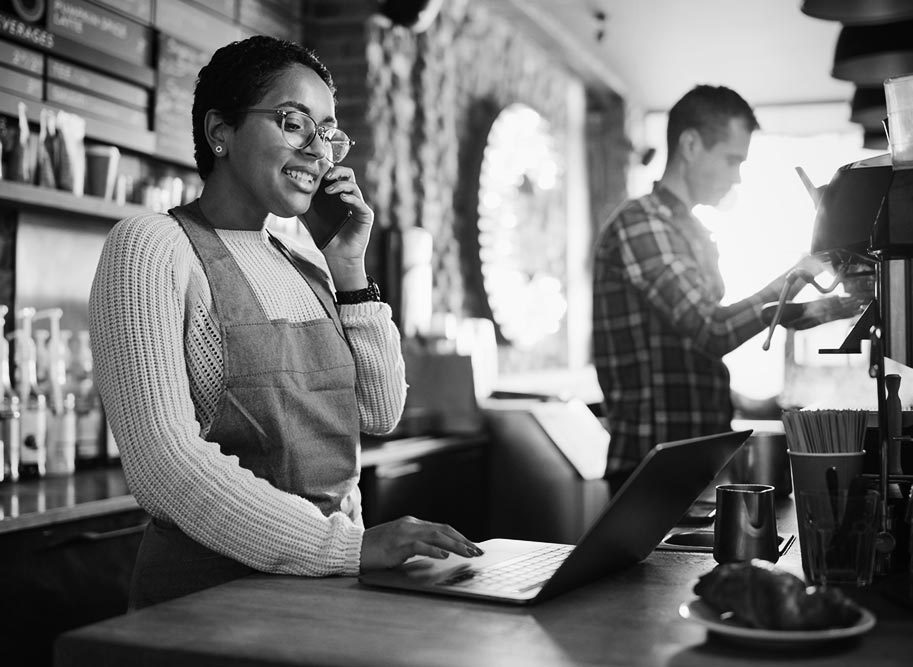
[0,434,485,536]
[54,500,913,667]
[0,466,139,535]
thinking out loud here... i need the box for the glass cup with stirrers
[783,409,879,584]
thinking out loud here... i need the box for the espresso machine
[802,152,913,578]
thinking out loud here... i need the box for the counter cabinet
[360,434,488,540]
[1,504,149,667]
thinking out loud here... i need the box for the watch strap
[335,275,382,304]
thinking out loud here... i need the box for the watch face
[366,277,381,300]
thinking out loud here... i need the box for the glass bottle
[36,309,74,476]
[45,392,76,476]
[71,330,103,468]
[12,308,46,479]
[0,305,19,483]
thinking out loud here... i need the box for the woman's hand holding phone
[300,165,375,291]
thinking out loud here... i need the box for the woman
[90,35,482,609]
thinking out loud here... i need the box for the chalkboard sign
[92,0,153,25]
[46,81,148,129]
[238,0,301,42]
[154,0,239,56]
[48,57,149,109]
[0,64,42,100]
[188,0,235,21]
[154,33,208,166]
[48,0,152,66]
[0,38,44,76]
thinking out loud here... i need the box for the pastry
[694,559,863,630]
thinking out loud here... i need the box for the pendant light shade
[850,86,887,129]
[832,20,913,85]
[802,0,913,25]
[376,0,443,32]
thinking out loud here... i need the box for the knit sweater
[89,212,407,577]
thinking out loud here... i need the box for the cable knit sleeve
[339,302,407,435]
[89,215,364,576]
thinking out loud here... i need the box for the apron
[129,201,360,609]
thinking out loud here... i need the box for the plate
[679,599,876,649]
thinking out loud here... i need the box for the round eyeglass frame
[243,108,354,163]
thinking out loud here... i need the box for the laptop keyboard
[438,543,574,593]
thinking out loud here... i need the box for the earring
[215,145,223,154]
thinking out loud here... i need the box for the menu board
[0,0,308,168]
[0,64,42,100]
[154,34,208,165]
[238,0,300,42]
[46,81,148,129]
[191,0,235,20]
[48,0,152,66]
[47,57,149,109]
[91,0,153,24]
[0,38,44,76]
[154,0,239,56]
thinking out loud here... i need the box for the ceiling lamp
[802,0,913,25]
[832,20,913,85]
[375,0,443,33]
[850,86,886,129]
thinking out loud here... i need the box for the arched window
[477,103,567,353]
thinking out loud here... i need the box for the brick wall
[305,0,631,371]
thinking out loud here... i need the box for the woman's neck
[198,180,268,231]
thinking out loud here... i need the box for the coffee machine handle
[869,323,883,379]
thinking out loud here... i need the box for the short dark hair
[666,85,759,160]
[192,35,336,179]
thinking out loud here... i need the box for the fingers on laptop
[361,516,483,569]
[411,522,484,560]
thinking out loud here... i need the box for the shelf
[0,180,150,222]
[0,90,195,170]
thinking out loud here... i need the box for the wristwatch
[335,275,382,304]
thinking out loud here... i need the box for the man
[592,85,860,484]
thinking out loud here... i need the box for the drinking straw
[781,409,868,453]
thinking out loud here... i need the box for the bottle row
[0,305,116,483]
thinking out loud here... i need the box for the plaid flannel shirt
[593,183,791,476]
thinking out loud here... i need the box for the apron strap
[266,231,346,340]
[170,201,267,324]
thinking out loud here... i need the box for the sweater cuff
[329,514,365,576]
[338,301,392,323]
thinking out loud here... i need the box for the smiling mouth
[282,167,317,190]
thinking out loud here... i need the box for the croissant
[694,559,863,630]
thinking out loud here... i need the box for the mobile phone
[678,499,717,526]
[301,179,352,249]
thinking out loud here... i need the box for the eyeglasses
[243,108,354,163]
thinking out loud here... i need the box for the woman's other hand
[360,516,484,571]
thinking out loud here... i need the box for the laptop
[359,430,751,605]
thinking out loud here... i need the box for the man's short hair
[666,85,760,160]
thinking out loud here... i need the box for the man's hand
[790,254,830,283]
[360,516,484,571]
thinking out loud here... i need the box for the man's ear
[678,128,702,163]
[204,109,230,154]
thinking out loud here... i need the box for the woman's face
[223,64,336,220]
